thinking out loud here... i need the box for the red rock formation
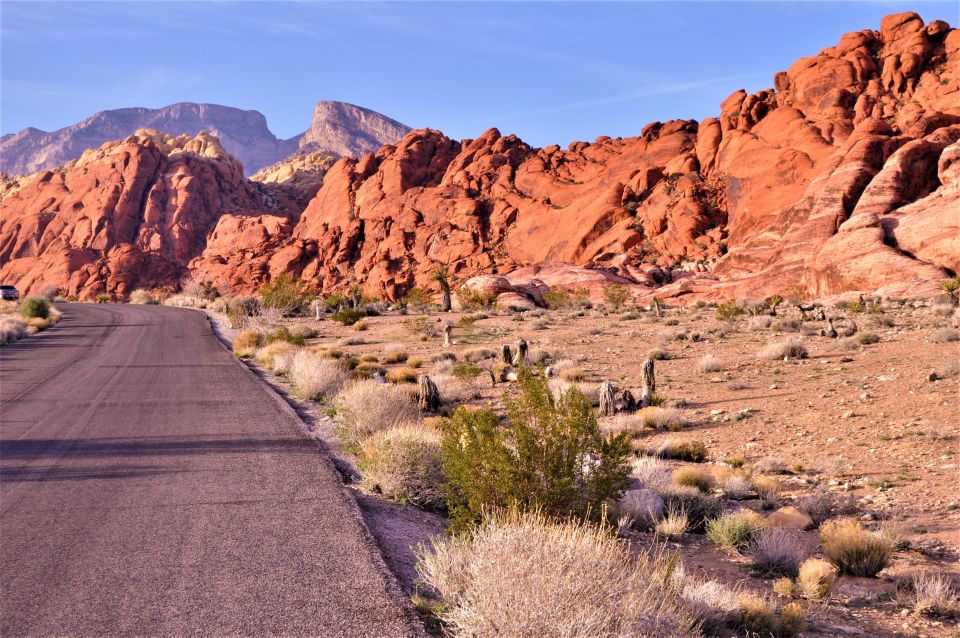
[2,13,958,303]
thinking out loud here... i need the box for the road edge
[198,309,429,638]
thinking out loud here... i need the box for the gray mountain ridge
[0,100,411,177]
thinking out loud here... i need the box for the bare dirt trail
[0,303,420,637]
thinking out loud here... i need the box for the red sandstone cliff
[1,13,957,302]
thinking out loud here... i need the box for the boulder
[766,505,815,530]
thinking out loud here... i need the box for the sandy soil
[219,298,959,637]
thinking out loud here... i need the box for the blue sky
[2,1,957,147]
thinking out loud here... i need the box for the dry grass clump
[417,511,697,638]
[750,527,806,576]
[796,490,858,524]
[338,336,366,346]
[720,474,754,499]
[232,330,263,357]
[857,332,880,345]
[771,318,800,332]
[288,324,317,339]
[751,475,781,506]
[290,350,347,401]
[630,456,673,492]
[357,423,445,509]
[255,340,299,372]
[820,518,893,576]
[797,557,838,600]
[0,317,27,345]
[431,351,457,363]
[757,337,808,360]
[660,488,722,532]
[552,359,587,382]
[749,315,773,331]
[706,510,765,551]
[617,488,665,530]
[432,373,479,404]
[696,354,724,373]
[656,438,707,462]
[637,406,687,431]
[335,380,421,449]
[655,505,689,540]
[672,465,715,492]
[681,578,741,632]
[647,348,673,360]
[906,572,959,617]
[128,289,157,304]
[930,327,960,343]
[463,347,496,363]
[383,350,409,364]
[738,594,806,637]
[755,457,789,474]
[386,368,418,384]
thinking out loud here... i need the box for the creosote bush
[20,297,50,319]
[440,368,632,530]
[331,307,365,326]
[706,510,765,551]
[335,380,421,450]
[357,423,445,509]
[820,518,893,577]
[416,510,697,638]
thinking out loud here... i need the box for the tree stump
[501,344,513,365]
[639,357,656,408]
[599,381,616,416]
[417,374,441,412]
[620,389,637,413]
[443,323,453,347]
[513,338,528,366]
[652,298,662,318]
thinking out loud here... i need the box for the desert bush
[232,330,263,357]
[757,338,807,360]
[750,527,806,576]
[440,368,632,530]
[357,423,445,509]
[696,354,724,373]
[941,276,960,297]
[657,439,707,462]
[771,318,800,332]
[655,505,688,540]
[820,518,892,577]
[559,366,586,382]
[386,368,418,384]
[336,380,420,449]
[706,511,764,551]
[672,466,715,492]
[857,332,880,345]
[630,456,673,492]
[602,284,630,311]
[716,301,745,321]
[933,304,955,317]
[353,361,387,379]
[128,289,157,304]
[931,328,960,343]
[797,557,837,600]
[617,489,665,530]
[0,317,27,345]
[647,348,673,360]
[660,488,721,532]
[749,315,773,331]
[637,407,687,431]
[288,324,317,339]
[290,350,347,401]
[454,286,496,310]
[259,273,314,315]
[681,579,741,633]
[721,474,754,500]
[263,326,306,346]
[432,374,478,403]
[20,297,50,319]
[416,510,696,638]
[796,490,857,524]
[738,594,805,638]
[404,316,440,339]
[255,340,299,372]
[383,350,409,364]
[463,347,496,363]
[338,336,365,346]
[331,307,365,326]
[755,457,789,474]
[751,475,781,506]
[352,320,368,332]
[907,572,959,617]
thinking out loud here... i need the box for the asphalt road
[0,303,421,637]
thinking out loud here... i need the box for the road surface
[0,303,421,637]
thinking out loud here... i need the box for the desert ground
[183,288,960,638]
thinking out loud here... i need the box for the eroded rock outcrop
[1,13,957,302]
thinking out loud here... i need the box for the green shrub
[706,511,765,551]
[264,326,305,346]
[95,294,110,303]
[454,286,497,310]
[452,360,484,381]
[259,273,314,315]
[941,276,960,297]
[400,286,433,311]
[20,297,50,319]
[331,307,365,326]
[543,288,572,309]
[602,284,630,311]
[440,368,632,530]
[716,301,745,321]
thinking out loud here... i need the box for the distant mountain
[297,101,412,158]
[0,101,411,176]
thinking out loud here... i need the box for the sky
[2,1,958,148]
